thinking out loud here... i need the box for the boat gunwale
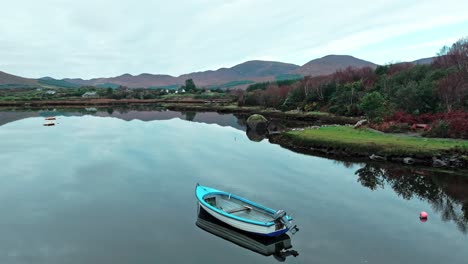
[195,185,292,227]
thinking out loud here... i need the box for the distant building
[175,91,178,94]
[181,89,186,93]
[82,91,97,98]
[45,90,56,95]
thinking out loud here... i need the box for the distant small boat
[43,122,55,126]
[45,117,56,121]
[196,207,299,261]
[195,184,298,237]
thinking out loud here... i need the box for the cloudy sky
[1,0,467,79]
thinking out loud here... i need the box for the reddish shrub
[383,111,468,139]
[385,111,418,124]
[445,113,468,139]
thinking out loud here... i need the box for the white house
[45,90,56,95]
[82,91,97,98]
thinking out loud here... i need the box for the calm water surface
[0,109,467,264]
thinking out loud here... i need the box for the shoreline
[0,100,360,125]
[163,104,359,125]
[0,98,232,107]
[268,126,468,169]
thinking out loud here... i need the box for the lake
[0,108,467,264]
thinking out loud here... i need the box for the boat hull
[198,203,288,237]
[195,185,291,237]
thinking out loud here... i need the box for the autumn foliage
[434,37,468,112]
[382,111,468,139]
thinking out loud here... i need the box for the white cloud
[397,37,461,52]
[0,0,467,78]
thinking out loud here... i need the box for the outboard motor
[274,210,299,234]
[273,210,287,220]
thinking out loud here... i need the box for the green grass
[283,126,468,156]
[193,92,233,99]
[275,74,302,81]
[208,80,254,89]
[96,83,120,89]
[160,92,233,100]
[38,78,80,88]
[284,110,332,116]
[148,85,180,90]
[160,93,193,99]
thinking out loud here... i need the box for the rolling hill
[0,71,38,87]
[412,57,435,65]
[292,55,378,77]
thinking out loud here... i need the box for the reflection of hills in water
[0,111,41,127]
[0,107,246,130]
[0,106,309,131]
[353,162,468,234]
[196,207,299,262]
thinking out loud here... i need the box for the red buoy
[420,211,428,222]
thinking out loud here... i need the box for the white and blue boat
[195,184,299,237]
[196,207,299,261]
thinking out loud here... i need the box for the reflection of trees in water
[182,111,197,121]
[355,163,468,233]
[112,104,165,113]
[234,114,248,128]
[333,160,358,169]
[355,164,386,190]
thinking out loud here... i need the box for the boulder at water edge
[246,114,268,133]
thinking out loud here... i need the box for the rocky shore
[268,130,468,170]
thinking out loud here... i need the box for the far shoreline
[0,99,360,124]
[1,100,467,170]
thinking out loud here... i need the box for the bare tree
[437,72,466,112]
[434,37,468,112]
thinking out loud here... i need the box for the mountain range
[0,55,434,90]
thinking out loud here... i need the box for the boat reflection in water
[196,207,299,262]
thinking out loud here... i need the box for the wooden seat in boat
[226,205,252,214]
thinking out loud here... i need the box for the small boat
[43,122,55,126]
[45,117,56,121]
[196,207,299,261]
[195,184,298,237]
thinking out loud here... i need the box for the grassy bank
[280,126,468,156]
